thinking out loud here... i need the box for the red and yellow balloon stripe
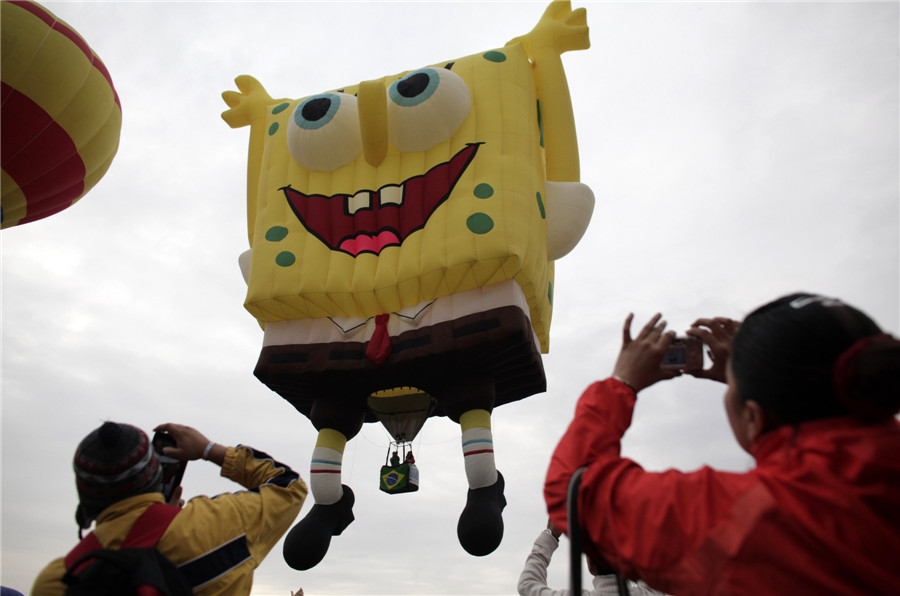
[1,0,121,229]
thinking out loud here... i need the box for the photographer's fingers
[690,320,727,352]
[686,319,734,383]
[646,330,682,385]
[613,316,678,392]
[637,313,664,341]
[720,318,741,340]
[622,313,635,346]
[659,328,676,348]
[685,325,713,347]
[153,423,210,460]
[692,317,740,342]
[690,318,719,338]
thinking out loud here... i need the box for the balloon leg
[460,409,497,488]
[457,409,506,556]
[310,428,348,505]
[283,429,355,570]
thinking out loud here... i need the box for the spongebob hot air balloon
[1,0,121,229]
[222,1,593,568]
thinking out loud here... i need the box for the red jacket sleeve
[544,378,754,590]
[544,378,635,539]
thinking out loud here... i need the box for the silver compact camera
[662,336,703,371]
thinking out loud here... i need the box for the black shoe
[457,471,506,556]
[283,485,355,570]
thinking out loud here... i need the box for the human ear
[743,400,767,442]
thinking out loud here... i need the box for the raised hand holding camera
[685,317,741,383]
[152,423,225,465]
[611,313,683,393]
[151,424,230,505]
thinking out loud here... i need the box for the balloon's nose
[357,80,388,167]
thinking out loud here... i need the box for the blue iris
[294,93,341,130]
[389,69,440,107]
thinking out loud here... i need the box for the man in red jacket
[545,294,900,595]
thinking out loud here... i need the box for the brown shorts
[255,305,545,423]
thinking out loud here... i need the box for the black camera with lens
[152,431,187,502]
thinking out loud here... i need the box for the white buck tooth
[380,184,403,206]
[347,190,371,214]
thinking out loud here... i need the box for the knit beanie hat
[73,421,163,529]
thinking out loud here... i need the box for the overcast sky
[2,1,898,595]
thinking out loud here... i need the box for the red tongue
[339,230,400,256]
[365,314,392,365]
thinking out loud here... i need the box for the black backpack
[62,503,194,596]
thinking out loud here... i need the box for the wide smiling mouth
[281,143,481,256]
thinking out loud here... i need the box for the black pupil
[302,97,332,121]
[397,73,431,98]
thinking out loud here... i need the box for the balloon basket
[380,441,419,494]
[380,462,419,494]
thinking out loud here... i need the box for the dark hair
[731,293,900,427]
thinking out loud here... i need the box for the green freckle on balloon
[474,183,494,199]
[466,213,494,235]
[272,102,290,114]
[276,251,296,267]
[266,226,289,242]
[536,192,546,219]
[268,122,279,136]
[483,51,506,63]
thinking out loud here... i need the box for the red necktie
[365,314,391,365]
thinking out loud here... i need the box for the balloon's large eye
[287,92,361,171]
[387,68,471,152]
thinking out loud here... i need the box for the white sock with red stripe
[460,409,497,489]
[310,429,346,505]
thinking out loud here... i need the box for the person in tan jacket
[32,421,308,596]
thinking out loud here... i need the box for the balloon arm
[221,75,277,129]
[221,76,285,246]
[238,249,251,285]
[506,1,589,182]
[544,181,594,260]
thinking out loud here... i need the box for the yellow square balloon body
[245,43,554,351]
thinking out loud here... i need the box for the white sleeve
[517,530,568,596]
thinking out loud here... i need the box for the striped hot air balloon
[1,0,122,229]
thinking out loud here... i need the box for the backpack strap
[64,533,103,576]
[64,503,182,575]
[121,504,181,549]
